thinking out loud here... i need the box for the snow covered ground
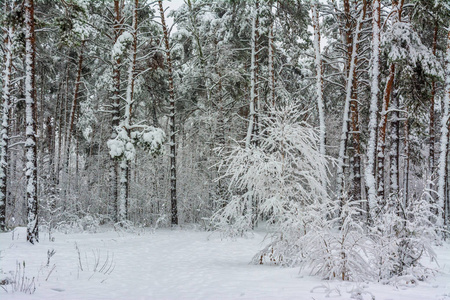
[1,227,449,300]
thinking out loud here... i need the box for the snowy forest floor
[0,226,449,300]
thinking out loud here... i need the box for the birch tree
[311,0,325,157]
[245,0,260,149]
[24,0,38,243]
[0,0,15,231]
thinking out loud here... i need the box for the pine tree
[336,3,366,211]
[438,26,450,228]
[376,0,403,202]
[158,0,178,225]
[110,0,124,222]
[366,0,381,221]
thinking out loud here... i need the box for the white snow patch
[0,228,449,300]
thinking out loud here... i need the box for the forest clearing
[1,0,450,299]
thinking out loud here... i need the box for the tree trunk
[159,0,178,225]
[350,1,367,204]
[312,0,326,157]
[56,67,69,187]
[403,107,410,208]
[389,82,400,196]
[25,0,38,244]
[429,23,438,178]
[253,0,260,146]
[64,40,85,191]
[0,1,14,231]
[336,5,364,208]
[246,1,259,149]
[117,0,138,223]
[268,14,276,108]
[377,63,395,202]
[377,0,403,203]
[110,0,123,222]
[437,26,450,227]
[365,0,381,221]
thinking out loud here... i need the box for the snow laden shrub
[371,191,441,283]
[212,101,328,243]
[252,202,308,266]
[54,213,100,234]
[299,199,373,281]
[212,194,253,239]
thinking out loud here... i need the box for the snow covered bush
[300,199,373,281]
[78,215,100,233]
[213,101,328,240]
[211,195,253,239]
[298,189,442,283]
[52,212,101,234]
[371,191,441,283]
[252,201,307,266]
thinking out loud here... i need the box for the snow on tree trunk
[365,0,381,221]
[25,0,38,244]
[214,37,225,149]
[389,85,400,197]
[312,1,326,157]
[336,7,364,208]
[159,0,178,225]
[253,0,260,148]
[403,106,410,208]
[244,1,260,228]
[350,2,367,205]
[268,14,275,108]
[377,0,403,203]
[246,3,259,149]
[429,24,438,178]
[110,0,123,222]
[437,27,450,227]
[0,7,14,231]
[377,64,394,202]
[116,0,138,223]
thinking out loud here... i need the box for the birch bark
[312,1,326,157]
[0,1,14,231]
[25,0,38,244]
